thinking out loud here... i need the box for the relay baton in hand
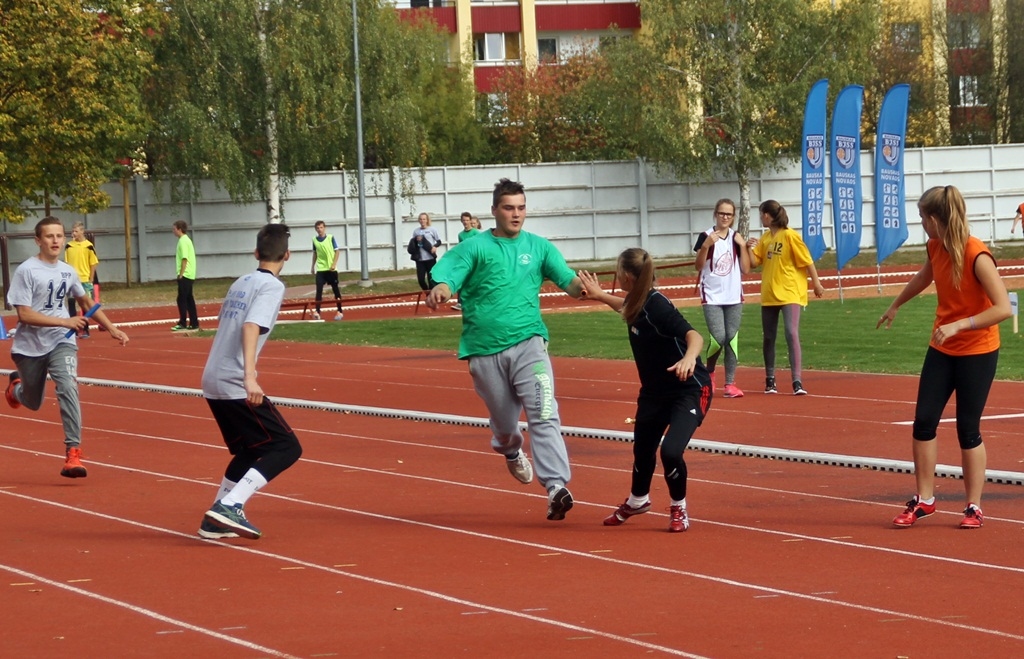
[65,303,101,338]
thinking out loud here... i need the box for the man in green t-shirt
[172,220,199,331]
[426,179,584,521]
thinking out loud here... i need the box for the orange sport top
[928,236,999,356]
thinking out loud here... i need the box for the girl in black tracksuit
[579,248,712,532]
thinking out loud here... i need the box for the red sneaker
[959,504,983,529]
[668,504,689,532]
[892,496,935,527]
[603,499,651,526]
[723,383,744,398]
[60,447,88,478]
[5,371,21,409]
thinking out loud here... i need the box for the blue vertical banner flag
[801,79,829,261]
[830,85,864,271]
[874,84,910,265]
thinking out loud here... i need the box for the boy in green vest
[310,220,344,321]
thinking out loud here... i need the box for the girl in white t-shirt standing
[693,199,751,398]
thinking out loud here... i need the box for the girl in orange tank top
[877,185,1011,530]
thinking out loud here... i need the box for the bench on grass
[607,260,696,292]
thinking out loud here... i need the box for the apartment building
[838,0,1014,144]
[391,0,641,92]
[391,0,1019,143]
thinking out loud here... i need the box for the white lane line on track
[891,411,1024,425]
[3,486,1023,646]
[3,412,1024,529]
[0,562,300,658]
[4,407,1024,530]
[0,490,708,659]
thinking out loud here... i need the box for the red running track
[1,316,1023,658]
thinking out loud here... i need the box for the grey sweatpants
[702,303,743,385]
[468,335,571,491]
[12,342,82,448]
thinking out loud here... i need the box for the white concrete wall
[4,143,1023,283]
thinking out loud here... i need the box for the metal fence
[3,143,1023,284]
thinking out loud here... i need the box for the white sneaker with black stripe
[506,451,534,484]
[547,486,574,521]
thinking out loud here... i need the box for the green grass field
[98,243,1024,380]
[270,294,1024,381]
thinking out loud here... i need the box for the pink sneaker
[723,383,744,398]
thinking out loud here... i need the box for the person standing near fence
[425,178,584,521]
[310,220,344,321]
[64,221,99,339]
[1011,201,1024,236]
[172,220,199,331]
[199,223,302,540]
[694,199,750,398]
[411,212,442,291]
[451,211,481,311]
[747,200,824,395]
[6,216,129,478]
[878,184,1011,530]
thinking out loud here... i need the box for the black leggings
[315,270,343,313]
[630,387,712,501]
[913,347,997,449]
[416,258,437,291]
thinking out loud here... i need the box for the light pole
[352,0,372,286]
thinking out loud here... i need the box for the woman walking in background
[747,200,824,395]
[411,212,442,291]
[694,198,750,397]
[878,185,1010,529]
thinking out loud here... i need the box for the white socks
[627,494,650,508]
[219,469,268,508]
[213,478,236,504]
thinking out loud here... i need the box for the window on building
[401,0,445,7]
[474,33,521,62]
[957,75,980,107]
[599,34,628,51]
[949,13,983,49]
[478,93,507,125]
[538,38,558,64]
[892,22,921,54]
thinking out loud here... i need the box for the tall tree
[143,0,485,212]
[602,0,881,235]
[0,1,158,224]
[863,2,944,148]
[486,51,638,164]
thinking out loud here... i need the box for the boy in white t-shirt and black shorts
[199,223,302,540]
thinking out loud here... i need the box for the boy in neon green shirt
[310,220,344,320]
[172,220,199,330]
